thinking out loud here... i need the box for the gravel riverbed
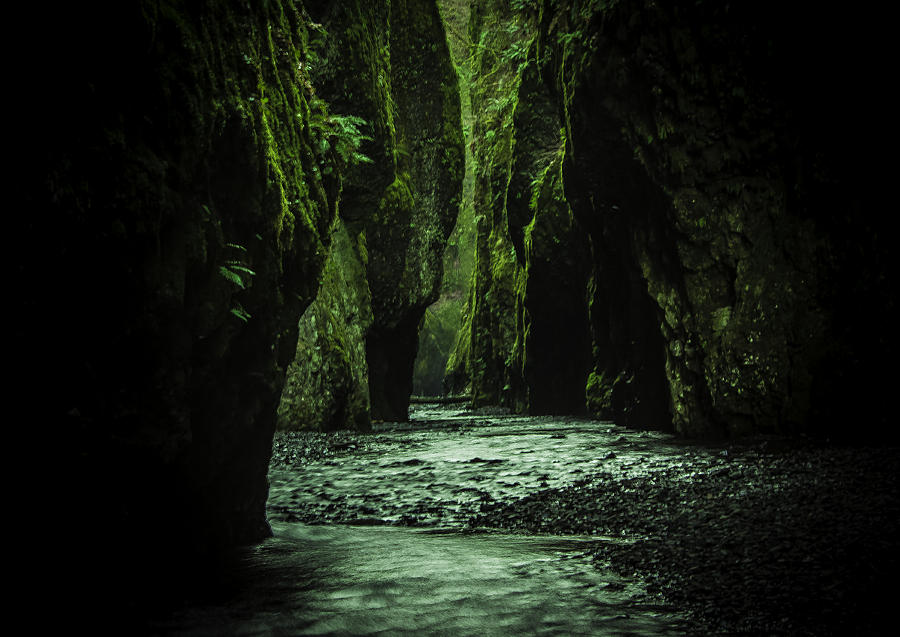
[270,408,899,636]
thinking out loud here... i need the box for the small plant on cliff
[331,114,374,166]
[307,98,374,173]
[229,303,252,323]
[219,243,255,289]
[218,242,255,322]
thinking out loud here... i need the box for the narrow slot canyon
[15,1,898,634]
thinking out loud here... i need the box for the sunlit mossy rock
[280,0,464,426]
[446,0,594,415]
[449,0,672,424]
[17,0,345,584]
[410,0,478,399]
[413,298,464,396]
[446,0,531,411]
[416,200,476,397]
[277,220,372,431]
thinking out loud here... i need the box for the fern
[230,304,252,322]
[219,265,246,289]
[218,242,256,291]
[226,262,256,276]
[307,98,374,168]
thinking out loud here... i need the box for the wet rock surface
[270,404,899,635]
[269,405,681,528]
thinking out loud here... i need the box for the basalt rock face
[511,66,594,416]
[448,1,528,411]
[277,220,373,432]
[364,0,464,421]
[412,0,478,400]
[448,1,593,415]
[17,1,342,585]
[545,0,895,438]
[278,0,464,427]
[456,0,895,438]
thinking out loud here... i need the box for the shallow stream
[155,405,699,635]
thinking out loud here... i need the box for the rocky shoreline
[269,422,899,635]
[473,443,899,635]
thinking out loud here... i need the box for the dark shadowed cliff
[448,0,897,439]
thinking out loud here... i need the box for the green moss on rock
[279,0,464,424]
[277,220,372,431]
[454,0,896,439]
[17,0,348,592]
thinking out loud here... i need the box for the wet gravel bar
[270,406,899,635]
[474,444,900,635]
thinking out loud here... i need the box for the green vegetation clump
[585,370,616,419]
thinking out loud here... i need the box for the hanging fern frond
[219,265,246,289]
[230,304,252,322]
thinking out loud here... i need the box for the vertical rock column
[449,0,594,415]
[365,0,464,421]
[277,0,464,427]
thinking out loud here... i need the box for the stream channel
[154,404,697,635]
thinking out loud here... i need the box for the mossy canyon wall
[447,0,896,439]
[15,0,897,603]
[15,0,461,595]
[277,0,464,430]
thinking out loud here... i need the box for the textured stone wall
[453,0,896,438]
[278,0,464,427]
[447,0,593,415]
[446,0,533,411]
[547,0,895,437]
[15,0,349,599]
[277,219,373,431]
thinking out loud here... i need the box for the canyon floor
[155,403,898,635]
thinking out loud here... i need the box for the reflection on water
[153,405,693,635]
[155,523,686,636]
